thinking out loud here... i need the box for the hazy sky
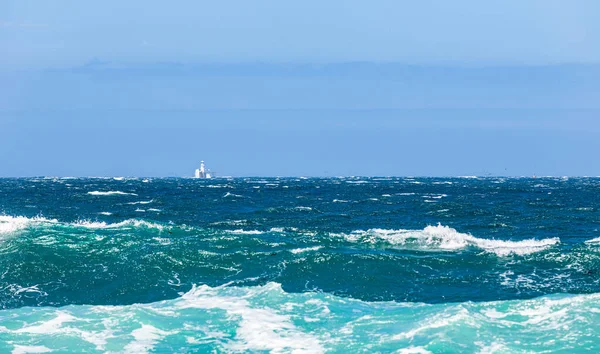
[1,1,600,176]
[3,0,600,68]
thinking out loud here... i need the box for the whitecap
[72,219,168,231]
[223,192,244,198]
[334,224,559,256]
[2,282,600,352]
[87,191,138,196]
[585,237,600,244]
[0,215,57,235]
[226,229,264,235]
[11,345,53,354]
[290,246,323,254]
[178,283,325,353]
[211,220,248,226]
[123,324,175,354]
[293,206,313,211]
[127,200,154,205]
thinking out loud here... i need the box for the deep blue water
[1,177,600,352]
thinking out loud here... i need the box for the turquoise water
[1,177,600,352]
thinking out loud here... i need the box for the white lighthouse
[194,161,212,179]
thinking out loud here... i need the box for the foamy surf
[226,229,264,235]
[585,237,600,244]
[335,224,559,256]
[87,191,138,196]
[71,219,168,231]
[127,200,154,205]
[2,282,600,353]
[0,215,57,235]
[0,215,170,235]
[290,246,323,254]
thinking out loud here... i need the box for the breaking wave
[87,191,138,196]
[0,215,57,235]
[126,200,154,205]
[334,224,560,256]
[1,282,600,353]
[0,215,168,235]
[0,216,562,257]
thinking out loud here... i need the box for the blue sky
[1,1,600,176]
[2,0,600,67]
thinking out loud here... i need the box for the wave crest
[87,191,138,196]
[0,215,169,235]
[0,215,57,235]
[1,282,600,353]
[336,224,559,256]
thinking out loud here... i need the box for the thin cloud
[0,22,48,29]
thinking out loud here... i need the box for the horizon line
[0,175,597,179]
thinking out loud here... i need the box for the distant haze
[2,1,600,68]
[1,1,599,176]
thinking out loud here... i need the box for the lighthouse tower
[194,161,212,178]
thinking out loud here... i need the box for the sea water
[1,177,600,352]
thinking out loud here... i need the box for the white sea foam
[87,191,138,196]
[335,224,559,256]
[11,345,53,354]
[585,237,600,244]
[423,194,447,199]
[0,215,57,235]
[294,206,313,211]
[98,212,113,216]
[15,312,76,334]
[123,324,174,354]
[72,219,167,231]
[0,215,170,234]
[223,192,244,198]
[3,282,600,352]
[211,220,248,226]
[290,246,323,254]
[178,283,324,353]
[127,200,154,205]
[397,347,433,354]
[226,229,264,235]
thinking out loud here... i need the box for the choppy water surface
[1,177,600,352]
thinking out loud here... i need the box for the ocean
[1,177,600,353]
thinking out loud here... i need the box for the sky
[1,1,600,176]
